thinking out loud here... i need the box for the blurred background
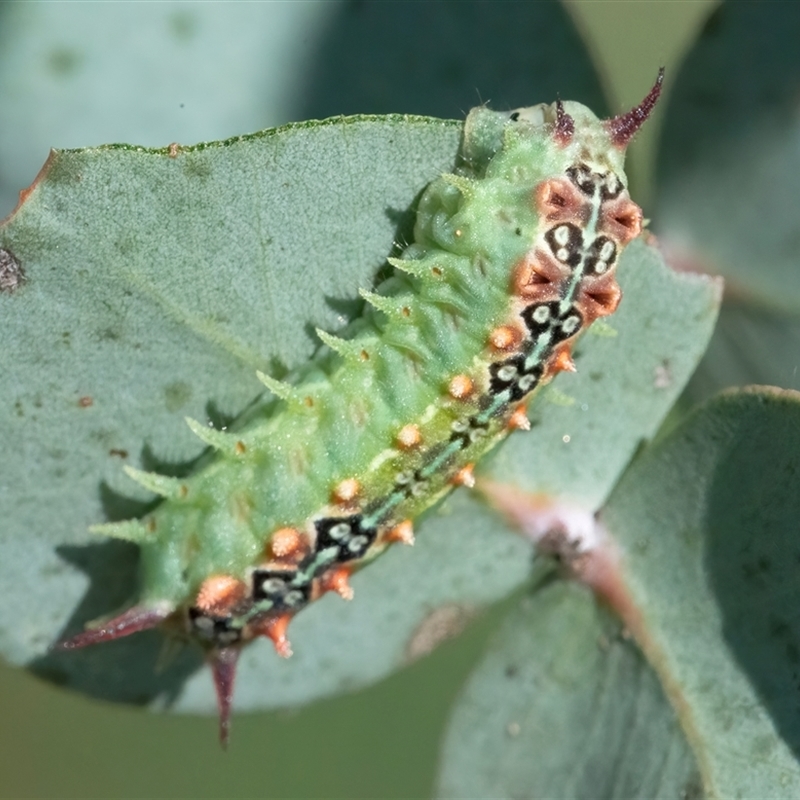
[0,2,716,797]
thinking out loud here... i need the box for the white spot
[562,434,571,443]
[654,362,672,389]
[194,616,214,632]
[498,365,517,382]
[411,480,427,496]
[600,240,615,260]
[533,305,550,324]
[284,590,305,607]
[347,535,368,552]
[507,104,547,126]
[562,316,580,335]
[594,260,608,274]
[261,577,287,594]
[329,523,352,540]
[554,225,571,246]
[556,247,569,262]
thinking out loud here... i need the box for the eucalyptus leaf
[0,1,337,218]
[656,1,800,309]
[437,582,700,800]
[687,302,800,399]
[603,388,800,797]
[0,114,462,672]
[655,1,800,400]
[1,117,719,713]
[0,0,606,220]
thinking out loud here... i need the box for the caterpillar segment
[58,70,663,745]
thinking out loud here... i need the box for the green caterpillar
[59,71,663,744]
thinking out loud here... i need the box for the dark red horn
[605,68,665,148]
[54,604,171,649]
[210,646,240,749]
[553,99,574,146]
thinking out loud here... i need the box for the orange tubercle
[396,423,422,450]
[195,575,248,616]
[388,519,415,546]
[448,374,474,400]
[453,464,476,489]
[332,478,360,505]
[256,614,293,658]
[508,406,531,432]
[320,566,355,601]
[551,348,577,374]
[488,325,522,352]
[269,527,304,559]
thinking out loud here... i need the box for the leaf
[687,301,800,399]
[0,114,719,713]
[296,0,608,121]
[437,582,701,800]
[656,1,800,308]
[0,2,337,217]
[654,1,800,399]
[602,387,800,796]
[0,1,607,220]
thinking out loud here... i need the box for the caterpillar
[58,71,663,744]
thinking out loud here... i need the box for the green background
[0,2,715,797]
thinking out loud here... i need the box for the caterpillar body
[59,72,663,744]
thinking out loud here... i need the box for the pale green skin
[117,102,630,618]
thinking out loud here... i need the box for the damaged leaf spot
[405,603,474,662]
[0,248,25,293]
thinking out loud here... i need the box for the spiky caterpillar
[59,72,663,743]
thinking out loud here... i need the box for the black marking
[566,164,597,196]
[545,223,583,268]
[520,301,558,337]
[552,308,583,344]
[489,354,544,401]
[509,111,520,122]
[567,164,623,202]
[188,608,243,647]
[314,514,377,562]
[394,469,421,498]
[600,172,623,201]
[521,302,583,345]
[449,415,490,448]
[252,568,312,611]
[585,235,617,275]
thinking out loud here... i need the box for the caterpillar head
[463,68,664,182]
